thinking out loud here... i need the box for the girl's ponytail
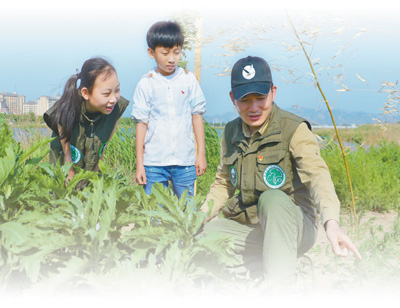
[50,73,82,142]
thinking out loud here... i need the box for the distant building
[0,91,25,114]
[36,94,60,116]
[23,100,37,115]
[0,97,9,113]
[1,91,60,116]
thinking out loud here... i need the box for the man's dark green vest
[44,97,129,171]
[222,103,312,224]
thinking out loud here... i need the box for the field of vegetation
[1,112,400,297]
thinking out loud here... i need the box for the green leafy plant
[125,183,238,286]
[0,123,53,223]
[0,122,237,293]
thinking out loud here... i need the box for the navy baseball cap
[231,56,273,100]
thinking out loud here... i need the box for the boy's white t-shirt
[131,67,206,166]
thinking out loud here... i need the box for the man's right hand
[325,219,362,260]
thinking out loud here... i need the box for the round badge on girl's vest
[263,165,286,189]
[70,145,81,164]
[229,165,238,187]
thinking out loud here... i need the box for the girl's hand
[195,154,207,176]
[65,167,75,187]
[135,165,147,185]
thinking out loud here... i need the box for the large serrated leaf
[0,147,16,187]
[0,221,30,249]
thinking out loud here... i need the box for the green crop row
[2,119,400,294]
[321,140,400,212]
[0,122,236,294]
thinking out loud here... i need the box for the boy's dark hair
[146,21,184,50]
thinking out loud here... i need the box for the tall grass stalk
[287,13,358,232]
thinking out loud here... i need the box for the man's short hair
[146,21,184,50]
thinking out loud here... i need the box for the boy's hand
[195,154,207,176]
[135,165,147,185]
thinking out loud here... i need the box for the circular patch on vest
[99,142,107,158]
[263,165,286,189]
[229,165,238,187]
[70,145,81,164]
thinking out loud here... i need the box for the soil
[302,210,399,292]
[314,210,398,248]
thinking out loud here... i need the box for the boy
[131,21,207,198]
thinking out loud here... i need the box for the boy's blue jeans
[143,165,196,198]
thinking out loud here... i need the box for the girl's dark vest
[44,97,129,171]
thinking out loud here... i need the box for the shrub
[322,141,400,212]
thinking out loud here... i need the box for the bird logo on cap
[242,64,256,80]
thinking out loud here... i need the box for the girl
[44,57,129,185]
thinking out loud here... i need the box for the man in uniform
[201,56,361,284]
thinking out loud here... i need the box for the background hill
[204,105,398,126]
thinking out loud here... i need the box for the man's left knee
[257,190,293,219]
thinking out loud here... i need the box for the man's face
[230,86,277,133]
